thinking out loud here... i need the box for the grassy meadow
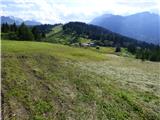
[1,40,160,120]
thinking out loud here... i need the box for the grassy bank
[2,40,160,120]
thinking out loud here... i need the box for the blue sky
[1,0,159,24]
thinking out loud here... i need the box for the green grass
[45,25,93,45]
[78,37,91,43]
[46,25,63,37]
[2,40,106,61]
[89,46,115,54]
[2,40,160,120]
[45,25,75,45]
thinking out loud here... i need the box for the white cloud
[1,0,159,24]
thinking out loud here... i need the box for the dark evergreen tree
[10,22,17,32]
[18,23,34,40]
[42,32,46,38]
[115,46,121,52]
[32,26,42,41]
[1,23,10,32]
[1,23,5,32]
[127,44,136,54]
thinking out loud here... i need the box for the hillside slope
[2,40,160,120]
[44,22,152,48]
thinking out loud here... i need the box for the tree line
[1,22,46,41]
[127,45,160,61]
[63,22,160,61]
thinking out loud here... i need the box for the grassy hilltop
[2,40,160,120]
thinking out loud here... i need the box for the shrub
[96,46,100,50]
[115,46,121,52]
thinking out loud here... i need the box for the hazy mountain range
[1,16,41,26]
[1,12,159,44]
[91,12,160,44]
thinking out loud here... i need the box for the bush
[96,46,100,50]
[115,46,121,52]
[8,32,18,40]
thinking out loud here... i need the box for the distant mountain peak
[1,16,41,26]
[127,12,158,18]
[9,16,23,21]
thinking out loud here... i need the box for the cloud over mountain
[1,0,159,24]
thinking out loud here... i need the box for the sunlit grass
[2,40,106,61]
[2,40,160,120]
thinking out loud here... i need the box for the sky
[1,0,159,24]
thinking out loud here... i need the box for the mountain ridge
[91,12,160,44]
[1,16,41,26]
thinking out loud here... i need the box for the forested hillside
[1,22,160,61]
[63,22,160,61]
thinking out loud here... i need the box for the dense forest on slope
[63,22,149,47]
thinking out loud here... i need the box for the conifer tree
[18,23,34,40]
